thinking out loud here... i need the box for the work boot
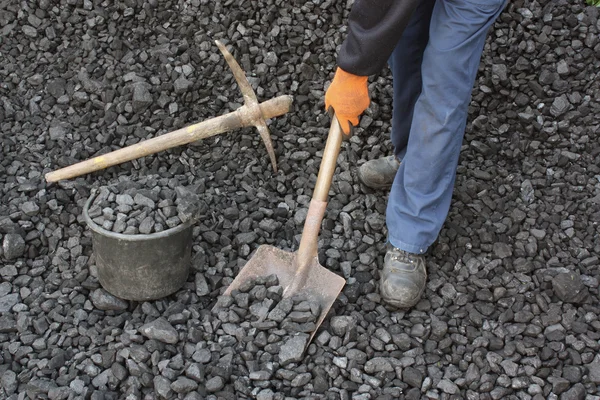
[380,246,427,308]
[357,155,400,189]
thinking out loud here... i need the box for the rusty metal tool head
[215,40,278,173]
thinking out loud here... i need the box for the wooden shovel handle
[295,116,344,266]
[45,95,292,183]
[312,116,344,202]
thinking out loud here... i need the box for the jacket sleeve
[337,0,420,76]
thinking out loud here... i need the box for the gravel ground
[1,0,600,399]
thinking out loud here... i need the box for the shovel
[219,115,347,343]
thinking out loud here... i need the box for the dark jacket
[338,0,420,76]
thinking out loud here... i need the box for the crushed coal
[87,177,206,234]
[1,0,599,398]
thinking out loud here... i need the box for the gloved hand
[325,67,370,136]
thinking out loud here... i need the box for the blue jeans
[386,0,507,254]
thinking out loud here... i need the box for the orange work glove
[325,67,370,136]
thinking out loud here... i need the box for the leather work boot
[380,246,427,308]
[357,155,400,189]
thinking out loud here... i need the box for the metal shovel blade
[219,244,346,340]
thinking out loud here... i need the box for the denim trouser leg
[388,0,435,161]
[387,0,507,254]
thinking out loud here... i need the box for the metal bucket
[83,190,193,301]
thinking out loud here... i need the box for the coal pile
[196,275,322,398]
[1,0,600,398]
[87,178,205,234]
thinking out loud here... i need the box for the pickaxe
[45,40,292,183]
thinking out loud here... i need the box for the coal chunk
[1,370,17,395]
[403,367,423,389]
[329,315,357,337]
[0,315,17,333]
[0,294,19,313]
[132,84,153,112]
[205,376,224,393]
[139,318,179,344]
[2,233,25,260]
[278,333,309,366]
[90,289,128,311]
[552,271,589,303]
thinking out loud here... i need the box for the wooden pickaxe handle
[44,95,292,183]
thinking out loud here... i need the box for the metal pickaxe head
[215,40,279,173]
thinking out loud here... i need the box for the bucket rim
[83,187,193,242]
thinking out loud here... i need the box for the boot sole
[381,293,424,309]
